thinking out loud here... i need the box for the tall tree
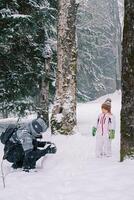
[0,0,57,117]
[39,42,52,126]
[121,0,134,161]
[51,0,78,135]
[77,0,122,102]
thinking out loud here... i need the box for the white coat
[95,113,115,157]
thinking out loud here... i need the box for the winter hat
[101,98,112,112]
[28,118,48,137]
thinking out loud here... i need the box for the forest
[0,0,134,199]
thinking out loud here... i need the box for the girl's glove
[109,130,115,139]
[92,127,97,136]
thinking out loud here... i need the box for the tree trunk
[51,0,78,135]
[121,0,134,161]
[39,58,51,126]
[2,108,8,119]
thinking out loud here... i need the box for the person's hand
[50,145,57,154]
[45,143,57,154]
[46,141,52,145]
[109,130,115,139]
[92,127,97,136]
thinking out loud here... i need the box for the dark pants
[4,141,24,168]
[23,148,48,170]
[4,141,47,168]
[4,141,49,169]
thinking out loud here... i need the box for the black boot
[12,161,23,169]
[23,150,36,172]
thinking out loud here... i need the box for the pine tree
[77,0,122,101]
[51,0,78,135]
[0,0,57,117]
[121,0,134,161]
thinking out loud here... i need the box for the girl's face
[102,108,108,114]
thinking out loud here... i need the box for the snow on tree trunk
[1,105,8,119]
[51,0,78,135]
[39,59,51,126]
[121,0,134,161]
[38,43,52,126]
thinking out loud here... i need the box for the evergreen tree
[0,0,57,117]
[76,0,121,101]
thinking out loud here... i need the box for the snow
[55,113,63,123]
[118,0,124,26]
[0,91,134,200]
[7,14,31,19]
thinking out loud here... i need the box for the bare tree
[121,0,134,161]
[51,0,78,135]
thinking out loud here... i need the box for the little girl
[92,98,115,158]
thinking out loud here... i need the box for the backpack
[0,124,18,145]
[0,118,48,145]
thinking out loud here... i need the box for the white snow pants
[96,133,111,157]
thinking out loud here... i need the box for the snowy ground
[0,91,134,200]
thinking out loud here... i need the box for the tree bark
[2,107,8,119]
[39,58,51,126]
[51,0,78,135]
[121,0,134,161]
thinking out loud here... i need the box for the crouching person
[21,131,57,172]
[1,118,57,172]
